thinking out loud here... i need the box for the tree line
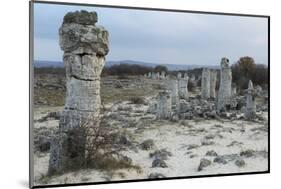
[34,56,268,90]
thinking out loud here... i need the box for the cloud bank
[34,3,268,65]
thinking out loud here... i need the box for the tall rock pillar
[210,70,217,99]
[245,80,256,119]
[48,10,109,174]
[217,57,232,111]
[201,68,211,99]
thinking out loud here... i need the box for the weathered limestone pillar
[156,72,160,79]
[148,72,152,78]
[189,75,196,87]
[210,70,217,98]
[169,79,180,113]
[201,68,210,99]
[160,71,165,79]
[48,10,109,174]
[178,77,189,99]
[152,72,156,79]
[166,74,170,80]
[245,80,256,119]
[177,72,182,79]
[156,91,172,119]
[217,57,232,111]
[256,85,262,95]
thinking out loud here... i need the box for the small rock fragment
[152,158,168,168]
[235,159,246,167]
[148,173,166,179]
[198,158,211,171]
[206,150,218,157]
[140,139,155,150]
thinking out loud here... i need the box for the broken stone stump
[160,71,166,79]
[178,77,189,99]
[168,79,180,113]
[48,10,109,174]
[156,91,172,119]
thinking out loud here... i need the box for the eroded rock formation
[48,10,109,174]
[217,58,232,111]
[156,91,172,119]
[178,77,189,99]
[169,79,180,113]
[245,80,256,119]
[201,68,211,99]
[210,70,217,98]
[160,71,166,79]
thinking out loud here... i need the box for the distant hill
[34,60,219,70]
[34,60,64,68]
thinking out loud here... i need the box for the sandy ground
[33,104,268,186]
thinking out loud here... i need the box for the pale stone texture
[189,75,196,87]
[152,72,156,79]
[169,79,180,113]
[148,72,152,78]
[217,58,232,111]
[201,68,210,99]
[48,10,109,174]
[156,72,160,79]
[256,85,262,95]
[178,77,189,99]
[210,70,217,98]
[177,72,182,79]
[245,80,256,119]
[156,91,172,119]
[160,71,166,79]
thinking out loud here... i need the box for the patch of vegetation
[101,86,156,104]
[102,63,153,76]
[38,173,52,185]
[117,74,129,80]
[86,153,141,173]
[232,56,268,90]
[140,139,155,150]
[129,96,145,104]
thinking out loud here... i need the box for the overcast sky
[34,3,268,65]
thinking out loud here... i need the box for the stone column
[161,71,166,79]
[48,10,109,174]
[156,72,160,79]
[152,72,156,79]
[169,79,180,113]
[210,70,217,98]
[217,57,232,111]
[156,91,172,119]
[245,80,256,119]
[177,72,182,79]
[201,68,210,99]
[178,77,189,99]
[148,72,152,78]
